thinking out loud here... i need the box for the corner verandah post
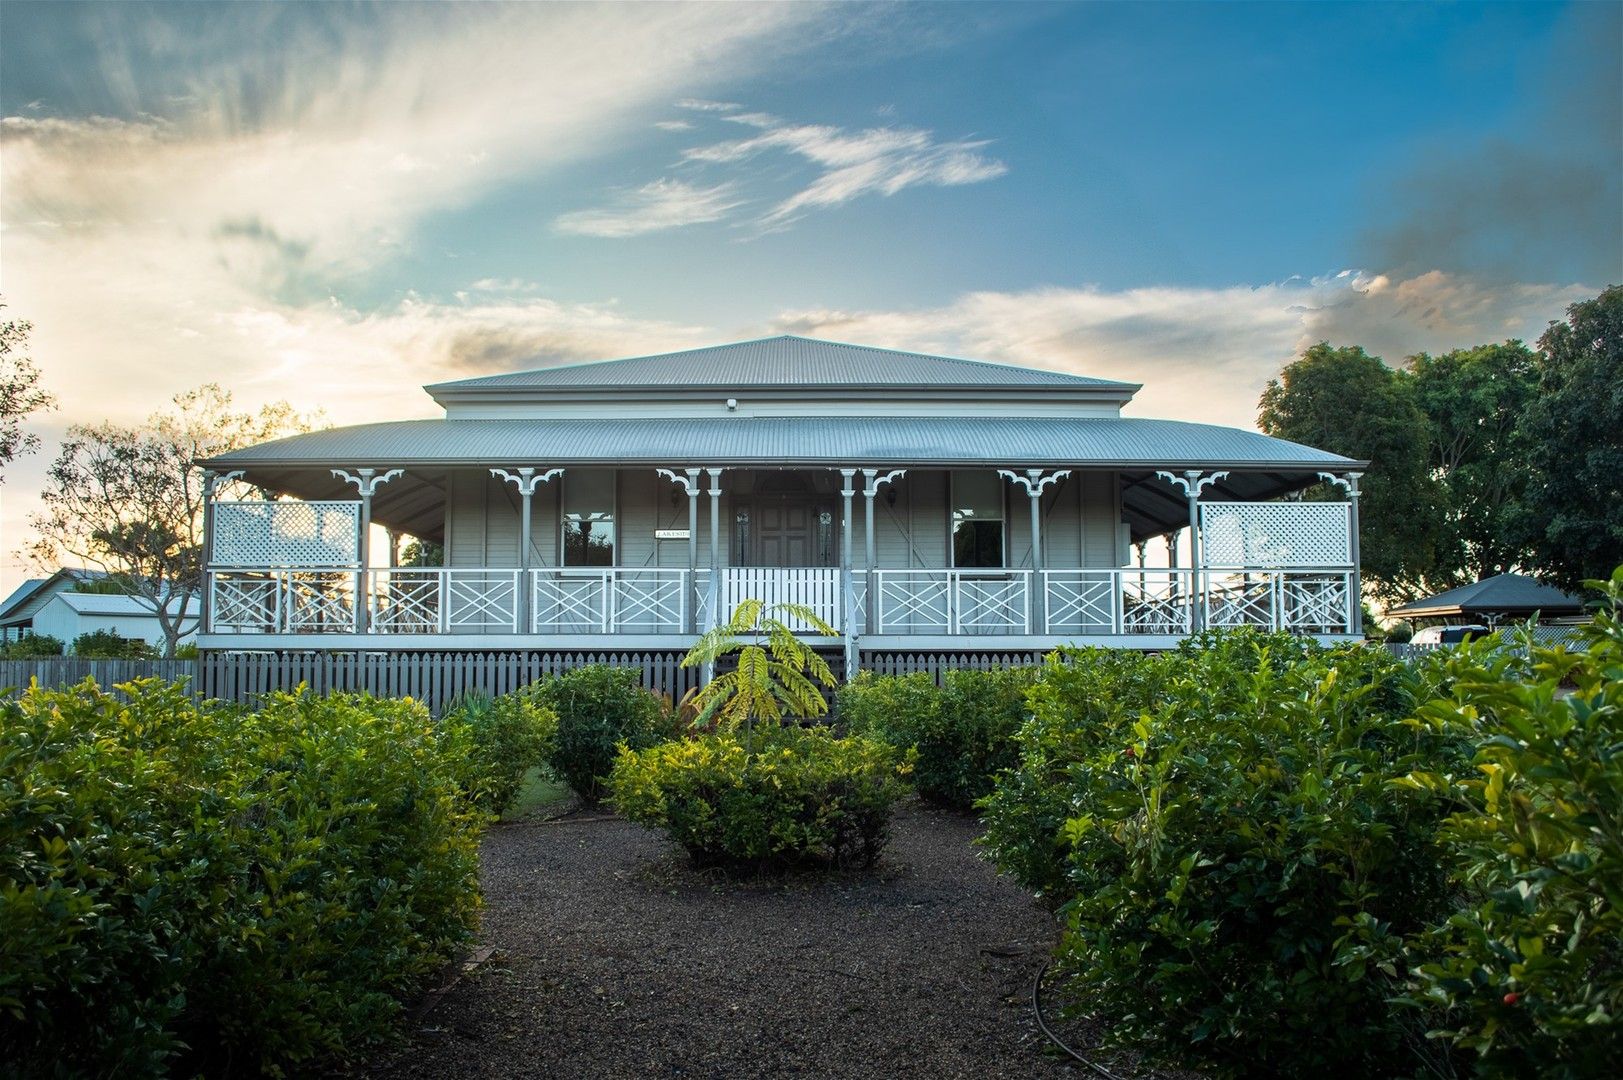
[1318,470,1364,635]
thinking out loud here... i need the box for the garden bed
[371,803,1094,1078]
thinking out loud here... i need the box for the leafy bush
[0,633,63,658]
[979,647,1172,897]
[71,627,158,658]
[839,666,1036,808]
[0,680,485,1076]
[532,664,673,802]
[440,689,558,814]
[1398,573,1622,1075]
[610,723,913,871]
[1386,618,1415,644]
[982,631,1469,1077]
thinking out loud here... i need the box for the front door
[743,499,836,566]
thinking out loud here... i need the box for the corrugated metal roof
[51,593,199,617]
[207,415,1359,469]
[1386,573,1587,618]
[425,336,1138,393]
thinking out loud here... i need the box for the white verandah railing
[207,565,1354,637]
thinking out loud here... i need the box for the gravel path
[370,802,1082,1079]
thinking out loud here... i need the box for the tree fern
[682,600,838,730]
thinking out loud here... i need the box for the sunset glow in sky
[2,1,1619,591]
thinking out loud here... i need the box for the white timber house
[198,336,1366,688]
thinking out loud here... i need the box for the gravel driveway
[370,801,1081,1079]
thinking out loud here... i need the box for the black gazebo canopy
[1386,573,1587,624]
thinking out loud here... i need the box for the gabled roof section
[425,335,1139,399]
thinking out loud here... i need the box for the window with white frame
[562,468,615,566]
[951,470,1005,568]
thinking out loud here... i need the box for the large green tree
[1517,286,1623,591]
[1406,341,1540,584]
[1259,343,1441,602]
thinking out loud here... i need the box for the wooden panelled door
[742,499,837,567]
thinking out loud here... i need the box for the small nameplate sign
[655,529,691,540]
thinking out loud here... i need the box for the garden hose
[1030,958,1128,1080]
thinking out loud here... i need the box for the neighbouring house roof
[0,578,48,623]
[425,335,1141,396]
[203,415,1361,543]
[47,593,200,618]
[1386,573,1588,621]
[0,569,113,627]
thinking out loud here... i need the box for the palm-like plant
[682,599,837,729]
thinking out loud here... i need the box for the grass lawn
[499,768,572,822]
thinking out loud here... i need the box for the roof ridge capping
[424,334,1141,395]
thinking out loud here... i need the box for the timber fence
[0,659,199,694]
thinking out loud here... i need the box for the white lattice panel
[213,501,361,566]
[1199,502,1350,568]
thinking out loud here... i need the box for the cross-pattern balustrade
[207,565,1354,637]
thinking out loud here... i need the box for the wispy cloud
[768,271,1592,427]
[553,179,745,238]
[562,105,1009,237]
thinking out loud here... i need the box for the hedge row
[844,580,1620,1077]
[0,679,550,1076]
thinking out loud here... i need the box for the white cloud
[564,107,1009,237]
[675,99,742,112]
[654,119,695,132]
[768,271,1592,427]
[553,180,745,238]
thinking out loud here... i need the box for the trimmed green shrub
[839,666,1036,808]
[440,689,558,814]
[71,628,158,658]
[1397,573,1622,1075]
[981,631,1469,1077]
[0,633,63,658]
[979,647,1172,897]
[533,664,673,802]
[610,724,914,871]
[0,680,485,1076]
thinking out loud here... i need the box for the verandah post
[492,467,562,635]
[998,469,1070,634]
[655,468,703,633]
[332,468,403,634]
[1155,469,1228,635]
[1318,470,1364,636]
[860,469,905,635]
[840,468,857,680]
[705,467,724,684]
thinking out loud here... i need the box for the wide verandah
[199,459,1365,659]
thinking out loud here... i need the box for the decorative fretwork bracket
[998,468,1071,495]
[1317,471,1363,498]
[206,469,246,499]
[861,468,907,497]
[491,467,563,496]
[331,467,404,498]
[1156,469,1229,498]
[655,467,702,497]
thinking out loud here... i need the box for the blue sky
[1,1,1618,588]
